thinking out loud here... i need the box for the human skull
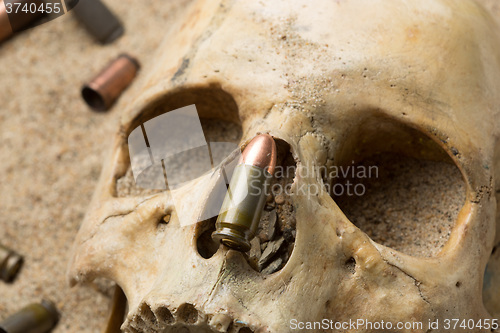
[68,0,500,332]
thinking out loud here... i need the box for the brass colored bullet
[0,300,59,333]
[0,244,23,283]
[82,54,140,111]
[212,134,277,252]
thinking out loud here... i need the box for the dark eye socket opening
[330,115,466,258]
[114,87,242,198]
[128,86,241,133]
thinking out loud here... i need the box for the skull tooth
[209,313,233,332]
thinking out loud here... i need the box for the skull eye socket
[330,116,466,257]
[115,87,242,198]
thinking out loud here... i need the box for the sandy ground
[0,0,499,332]
[0,0,189,332]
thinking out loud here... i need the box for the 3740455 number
[443,318,499,330]
[5,1,62,14]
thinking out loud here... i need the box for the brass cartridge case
[212,134,277,252]
[0,244,23,282]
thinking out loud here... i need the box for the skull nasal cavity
[330,116,465,257]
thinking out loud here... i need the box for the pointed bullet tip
[241,134,277,175]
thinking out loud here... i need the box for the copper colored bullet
[240,134,277,175]
[212,134,277,252]
[0,0,14,42]
[82,54,140,111]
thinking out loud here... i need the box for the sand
[0,0,190,332]
[0,0,498,332]
[335,153,465,257]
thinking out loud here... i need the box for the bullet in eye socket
[212,134,277,252]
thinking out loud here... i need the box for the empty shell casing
[0,244,23,282]
[82,54,140,111]
[0,300,59,333]
[212,134,277,252]
[71,0,123,44]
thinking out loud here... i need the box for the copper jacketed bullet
[82,54,140,111]
[0,244,23,283]
[212,134,277,252]
[0,299,59,333]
